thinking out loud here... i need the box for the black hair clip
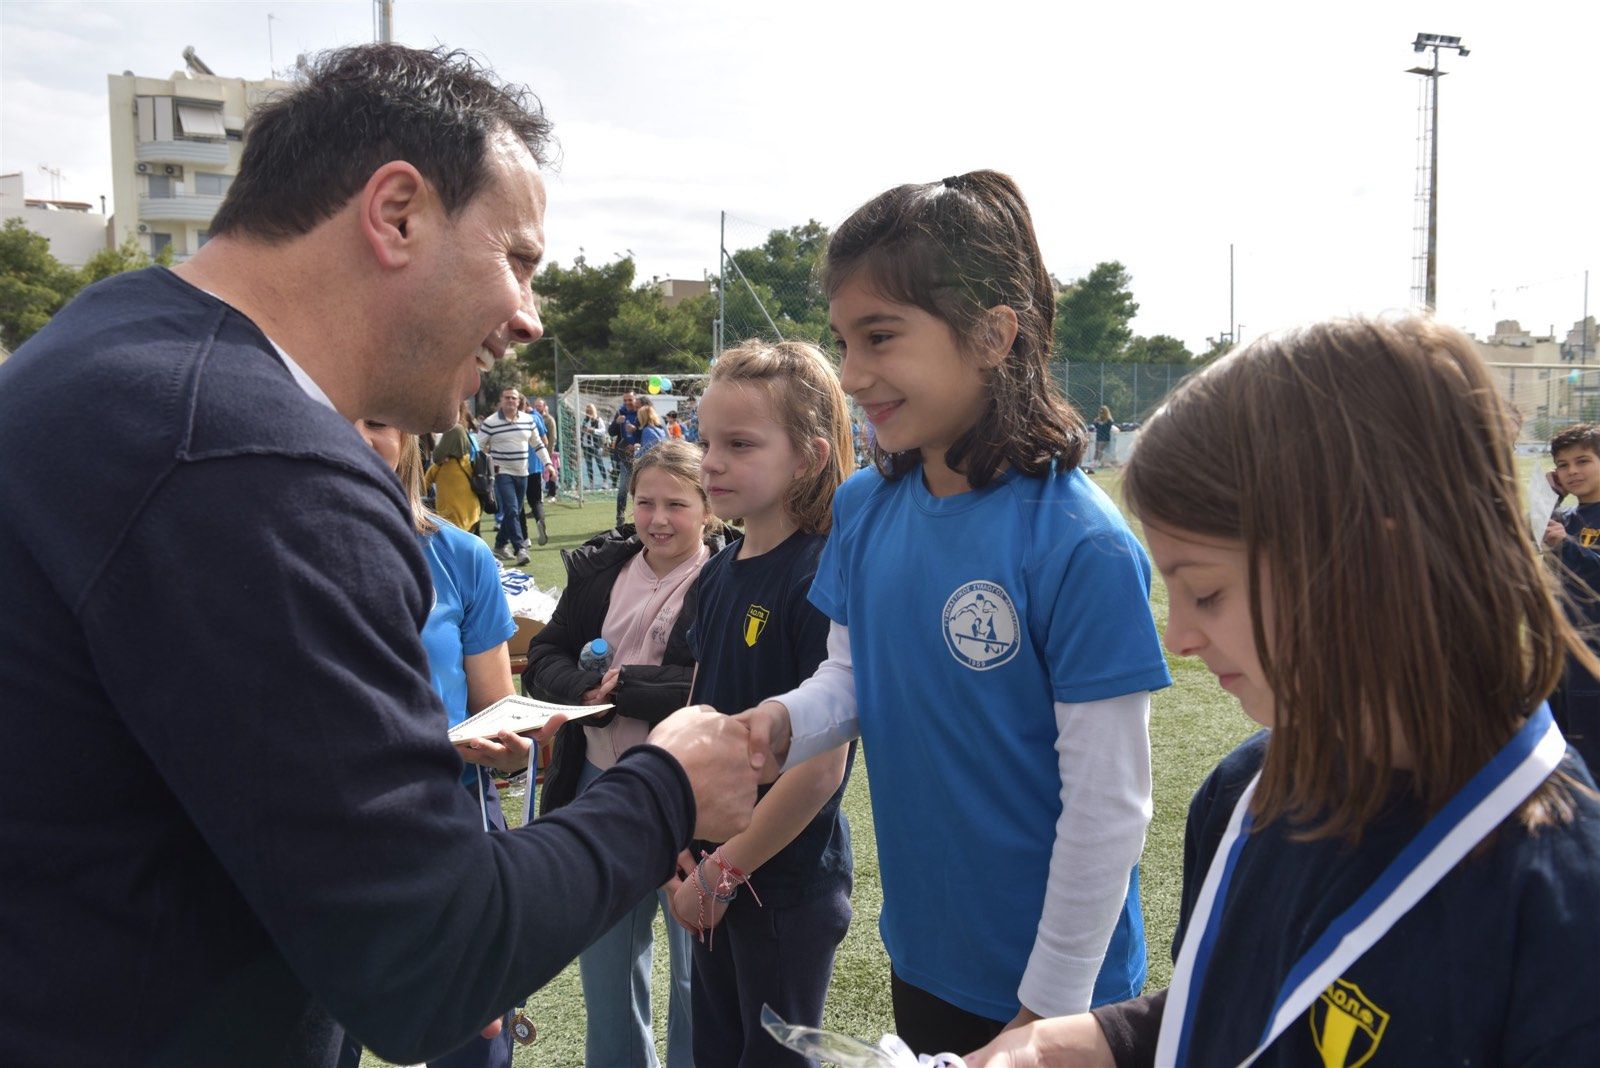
[941,175,962,190]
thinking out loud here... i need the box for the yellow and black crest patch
[743,604,771,647]
[1581,526,1600,549]
[1310,978,1389,1068]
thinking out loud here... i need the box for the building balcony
[139,193,223,223]
[137,139,231,167]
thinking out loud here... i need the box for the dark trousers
[585,447,606,488]
[614,457,634,524]
[889,971,1006,1059]
[690,881,852,1068]
[493,473,527,550]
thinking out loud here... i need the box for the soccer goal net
[555,373,711,504]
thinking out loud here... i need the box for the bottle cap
[589,639,609,655]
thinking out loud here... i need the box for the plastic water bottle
[579,638,612,672]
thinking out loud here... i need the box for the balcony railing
[139,193,223,223]
[137,139,231,167]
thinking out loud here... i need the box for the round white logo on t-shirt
[941,581,1020,670]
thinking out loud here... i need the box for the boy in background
[1545,423,1600,774]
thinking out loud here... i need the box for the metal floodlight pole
[716,211,727,360]
[1408,32,1468,312]
[1229,243,1235,344]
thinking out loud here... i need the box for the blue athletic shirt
[526,411,548,475]
[419,521,517,743]
[808,463,1172,1020]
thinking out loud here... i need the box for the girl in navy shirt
[968,318,1600,1067]
[671,339,857,1067]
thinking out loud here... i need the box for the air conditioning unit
[137,223,151,235]
[163,164,182,178]
[135,162,151,175]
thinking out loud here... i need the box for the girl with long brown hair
[968,317,1600,1067]
[739,172,1172,1056]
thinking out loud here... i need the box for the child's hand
[579,668,621,705]
[672,864,730,934]
[735,700,792,784]
[1549,470,1568,497]
[455,728,536,774]
[1545,519,1568,550]
[668,872,705,934]
[964,1013,1116,1068]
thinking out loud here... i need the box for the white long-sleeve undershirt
[771,621,1153,1018]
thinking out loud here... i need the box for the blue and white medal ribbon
[1155,704,1566,1068]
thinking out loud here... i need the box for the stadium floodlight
[1413,33,1465,52]
[1407,33,1469,311]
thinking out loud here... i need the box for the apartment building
[106,61,290,261]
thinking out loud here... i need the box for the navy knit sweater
[0,268,695,1066]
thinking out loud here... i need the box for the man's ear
[979,305,1020,367]
[359,161,431,269]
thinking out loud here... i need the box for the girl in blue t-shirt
[741,172,1171,1056]
[968,319,1600,1067]
[348,418,525,1068]
[668,339,857,1067]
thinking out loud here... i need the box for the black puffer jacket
[527,524,727,815]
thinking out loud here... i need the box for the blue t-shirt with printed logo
[809,463,1172,1021]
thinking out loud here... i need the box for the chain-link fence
[715,212,830,355]
[1055,361,1196,425]
[1487,362,1600,448]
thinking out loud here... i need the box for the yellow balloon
[648,382,661,394]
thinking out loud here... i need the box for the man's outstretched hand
[648,707,761,841]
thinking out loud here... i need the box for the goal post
[555,373,710,504]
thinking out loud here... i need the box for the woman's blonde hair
[1124,316,1593,839]
[630,438,722,533]
[394,431,439,536]
[709,339,852,534]
[638,403,663,429]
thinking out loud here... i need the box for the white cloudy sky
[2,0,1594,351]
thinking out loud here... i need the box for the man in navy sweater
[0,44,758,1067]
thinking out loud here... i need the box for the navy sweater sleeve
[79,454,695,1063]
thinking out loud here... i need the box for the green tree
[605,288,714,375]
[1197,336,1236,364]
[524,255,717,379]
[1123,334,1194,364]
[533,255,637,356]
[725,220,832,344]
[0,219,82,349]
[728,221,830,331]
[79,233,170,285]
[1054,261,1139,363]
